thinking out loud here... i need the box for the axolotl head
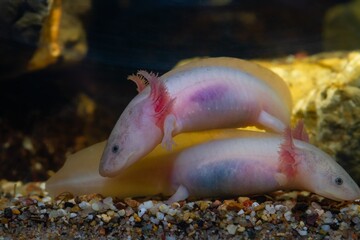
[293,141,360,201]
[99,71,174,177]
[99,92,163,177]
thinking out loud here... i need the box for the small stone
[138,208,146,217]
[238,226,246,232]
[118,209,125,217]
[141,201,154,210]
[156,212,164,220]
[311,201,322,210]
[103,197,113,205]
[149,204,160,215]
[79,201,91,210]
[159,204,169,214]
[297,229,307,236]
[101,213,111,223]
[167,208,177,216]
[11,208,20,215]
[226,224,237,235]
[238,197,250,203]
[265,204,276,214]
[70,205,81,213]
[321,224,330,232]
[107,210,115,217]
[125,208,134,217]
[70,213,77,218]
[124,198,139,208]
[115,201,127,210]
[251,202,259,208]
[91,202,101,211]
[37,202,45,208]
[57,209,67,217]
[284,211,292,221]
[49,210,59,218]
[99,227,106,236]
[222,200,242,211]
[186,202,195,210]
[42,196,52,203]
[183,212,190,221]
[254,225,262,231]
[150,216,159,225]
[133,213,141,222]
[237,209,245,215]
[275,205,286,211]
[339,222,349,230]
[171,202,181,209]
[199,201,210,211]
[211,200,222,208]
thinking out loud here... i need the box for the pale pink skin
[100,57,292,177]
[168,136,360,203]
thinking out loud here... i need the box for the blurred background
[0,0,359,181]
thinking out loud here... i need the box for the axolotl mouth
[318,183,360,202]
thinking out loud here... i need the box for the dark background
[0,0,355,181]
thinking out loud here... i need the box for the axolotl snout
[100,57,292,177]
[167,127,360,203]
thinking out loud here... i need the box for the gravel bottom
[0,181,359,239]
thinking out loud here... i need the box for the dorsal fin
[292,119,309,142]
[278,126,298,179]
[127,70,149,93]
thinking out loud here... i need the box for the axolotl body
[47,128,360,202]
[100,57,292,177]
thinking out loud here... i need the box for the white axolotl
[167,125,360,203]
[100,57,292,177]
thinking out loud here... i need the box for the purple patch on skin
[190,84,228,104]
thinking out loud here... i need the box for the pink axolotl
[167,123,360,203]
[100,57,292,177]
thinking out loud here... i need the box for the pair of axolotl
[47,57,360,202]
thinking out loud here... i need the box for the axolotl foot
[166,185,189,204]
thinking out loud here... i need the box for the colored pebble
[0,186,359,239]
[226,224,237,235]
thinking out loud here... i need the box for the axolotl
[47,127,360,202]
[167,126,360,203]
[100,57,292,177]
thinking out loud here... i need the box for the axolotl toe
[99,57,292,177]
[167,126,360,203]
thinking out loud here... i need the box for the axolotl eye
[112,144,120,154]
[334,177,343,186]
